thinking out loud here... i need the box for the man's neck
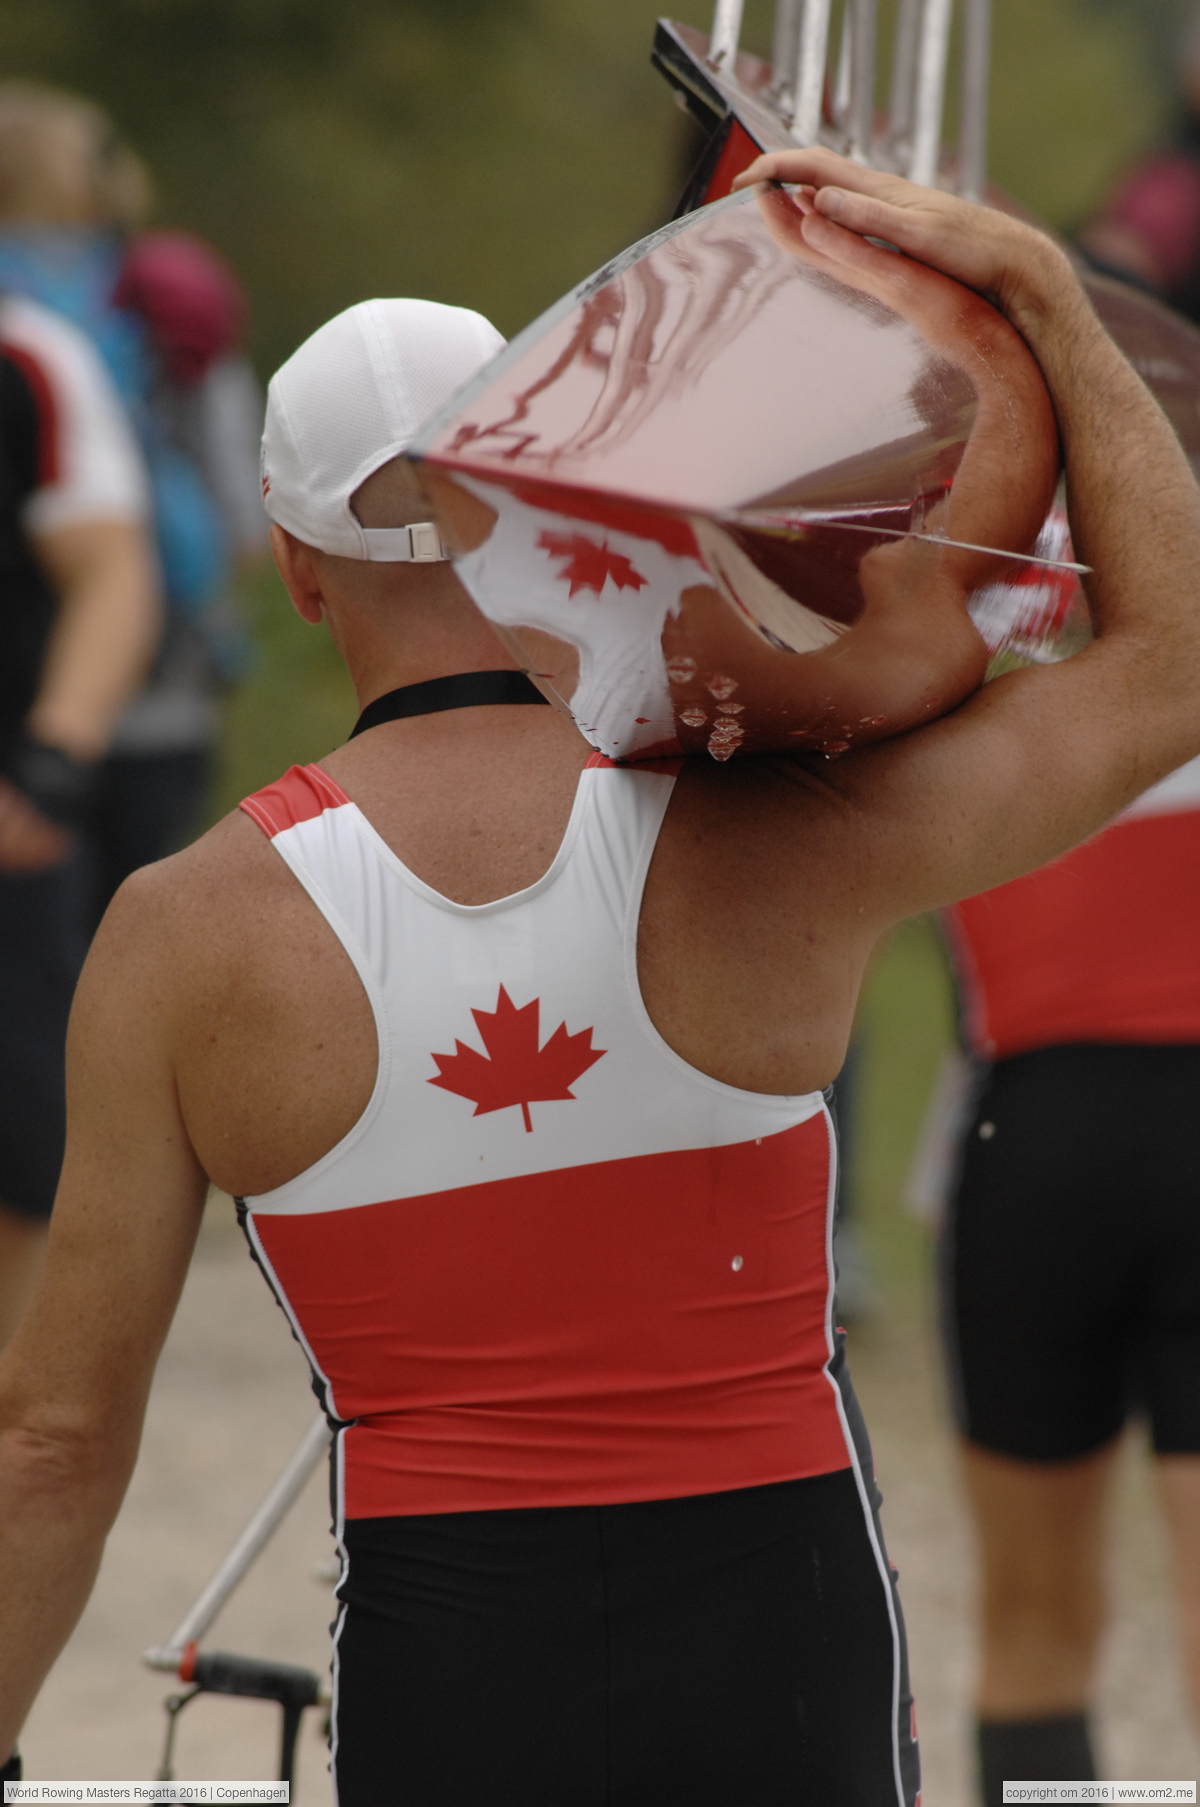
[318,561,523,716]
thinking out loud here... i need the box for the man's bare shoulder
[92,805,305,985]
[667,749,870,872]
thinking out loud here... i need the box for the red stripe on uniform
[240,763,351,838]
[585,752,684,775]
[251,1114,846,1516]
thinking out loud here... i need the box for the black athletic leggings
[333,1468,918,1806]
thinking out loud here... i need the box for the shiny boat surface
[411,184,1077,762]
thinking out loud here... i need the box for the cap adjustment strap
[361,522,447,562]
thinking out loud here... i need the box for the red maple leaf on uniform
[428,985,606,1132]
[537,530,648,599]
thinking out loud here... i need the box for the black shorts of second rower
[941,1041,1200,1462]
[333,1467,917,1806]
[0,845,89,1219]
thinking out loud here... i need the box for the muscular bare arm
[731,150,1200,926]
[26,517,160,760]
[0,876,208,1756]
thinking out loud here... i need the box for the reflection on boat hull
[412,184,1069,761]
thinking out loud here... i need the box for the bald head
[268,477,515,711]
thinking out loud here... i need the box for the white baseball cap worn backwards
[261,297,505,562]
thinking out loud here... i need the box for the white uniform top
[0,292,149,531]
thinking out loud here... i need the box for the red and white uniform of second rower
[944,754,1200,1058]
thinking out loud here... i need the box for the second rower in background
[938,752,1200,1807]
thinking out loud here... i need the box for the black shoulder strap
[349,669,551,739]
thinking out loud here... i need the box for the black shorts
[0,849,89,1220]
[332,1461,919,1805]
[941,1042,1200,1462]
[88,748,212,927]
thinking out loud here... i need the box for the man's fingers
[798,205,897,271]
[731,147,909,200]
[729,141,1069,334]
[812,185,995,290]
[775,167,1007,293]
[732,149,975,273]
[812,185,909,239]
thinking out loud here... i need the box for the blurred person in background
[0,285,157,1349]
[1078,6,1200,320]
[935,748,1200,1805]
[0,83,268,922]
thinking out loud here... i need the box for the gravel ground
[853,1307,1200,1801]
[17,1195,1200,1801]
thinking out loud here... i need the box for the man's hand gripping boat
[410,182,1074,762]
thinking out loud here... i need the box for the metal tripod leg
[155,1685,200,1782]
[279,1699,305,1784]
[144,1413,333,1673]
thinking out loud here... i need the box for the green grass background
[0,0,1184,373]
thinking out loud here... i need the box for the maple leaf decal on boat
[537,530,648,599]
[428,985,606,1131]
